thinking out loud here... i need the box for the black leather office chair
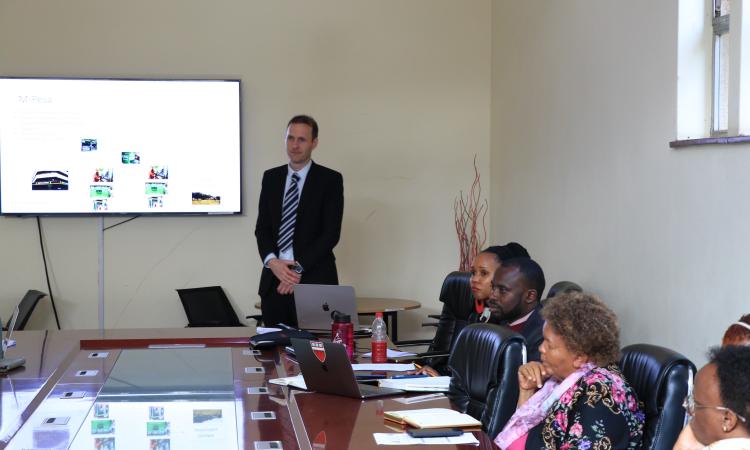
[176,286,245,327]
[397,271,473,372]
[7,289,48,331]
[619,343,696,450]
[447,323,525,438]
[426,271,472,340]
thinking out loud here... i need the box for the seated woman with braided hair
[495,291,644,450]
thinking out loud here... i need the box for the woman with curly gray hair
[495,291,645,450]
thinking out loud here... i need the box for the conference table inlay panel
[0,328,497,449]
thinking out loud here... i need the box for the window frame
[711,6,730,135]
[673,0,750,148]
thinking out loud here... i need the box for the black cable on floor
[36,217,61,330]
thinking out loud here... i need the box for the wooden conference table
[254,297,422,343]
[0,327,496,450]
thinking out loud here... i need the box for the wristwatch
[291,262,304,274]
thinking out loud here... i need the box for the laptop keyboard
[358,383,381,393]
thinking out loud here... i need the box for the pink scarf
[494,363,595,449]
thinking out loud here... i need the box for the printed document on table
[379,376,450,392]
[373,433,479,445]
[352,363,416,372]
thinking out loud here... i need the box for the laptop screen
[293,285,360,331]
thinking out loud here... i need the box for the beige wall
[0,0,491,334]
[491,0,750,365]
[3,0,735,366]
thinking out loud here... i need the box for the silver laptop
[291,338,403,399]
[293,284,360,331]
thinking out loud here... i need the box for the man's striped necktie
[277,173,300,253]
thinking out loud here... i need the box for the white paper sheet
[352,363,416,372]
[256,326,282,334]
[379,376,450,392]
[373,433,479,446]
[392,393,446,404]
[268,374,307,389]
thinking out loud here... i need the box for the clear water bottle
[371,312,388,363]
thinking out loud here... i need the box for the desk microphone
[0,309,26,373]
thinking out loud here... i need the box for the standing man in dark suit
[255,115,344,327]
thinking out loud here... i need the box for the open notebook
[383,408,481,429]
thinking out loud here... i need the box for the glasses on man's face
[683,394,747,423]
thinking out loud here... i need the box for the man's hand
[517,361,549,407]
[277,281,295,295]
[415,365,440,377]
[268,258,301,286]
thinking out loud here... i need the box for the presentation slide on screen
[0,78,241,214]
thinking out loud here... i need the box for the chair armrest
[395,339,433,347]
[246,314,263,326]
[421,322,438,328]
[391,351,451,363]
[413,350,450,359]
[427,314,441,320]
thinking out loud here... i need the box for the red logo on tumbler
[313,430,327,449]
[311,341,326,363]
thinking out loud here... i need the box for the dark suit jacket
[466,304,543,361]
[255,161,344,297]
[518,305,544,362]
[430,303,544,375]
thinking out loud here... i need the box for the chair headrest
[450,323,525,366]
[619,343,696,412]
[439,271,471,302]
[439,271,473,317]
[449,323,525,394]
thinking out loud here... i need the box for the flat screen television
[0,78,241,215]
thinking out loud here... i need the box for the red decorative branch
[454,155,487,271]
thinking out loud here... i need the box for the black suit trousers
[260,276,298,328]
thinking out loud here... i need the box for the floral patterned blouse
[524,365,645,450]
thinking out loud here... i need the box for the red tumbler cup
[331,312,354,361]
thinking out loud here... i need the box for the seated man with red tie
[418,256,545,377]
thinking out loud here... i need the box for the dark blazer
[519,305,544,362]
[468,304,543,361]
[430,303,544,376]
[255,161,344,297]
